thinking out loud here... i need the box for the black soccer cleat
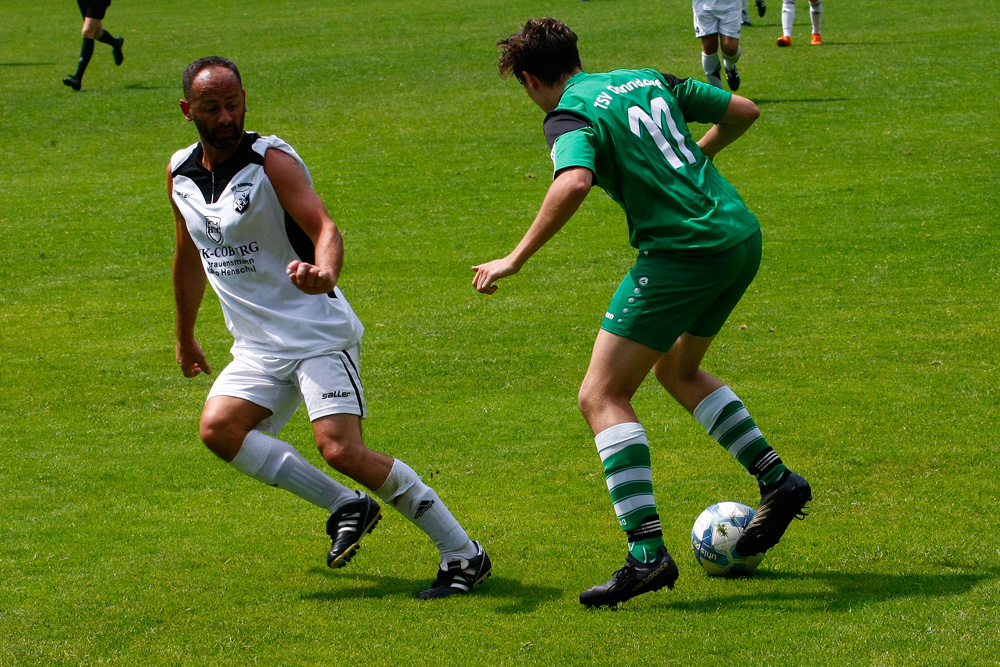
[419,541,492,599]
[726,67,741,91]
[326,492,382,568]
[113,36,125,66]
[736,471,812,557]
[707,66,723,89]
[580,546,679,608]
[756,0,767,17]
[63,75,81,91]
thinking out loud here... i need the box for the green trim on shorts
[601,230,762,352]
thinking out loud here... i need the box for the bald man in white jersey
[169,56,490,600]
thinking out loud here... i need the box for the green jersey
[546,69,759,254]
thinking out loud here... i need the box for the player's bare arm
[472,166,593,294]
[698,93,760,160]
[264,148,343,295]
[170,166,212,378]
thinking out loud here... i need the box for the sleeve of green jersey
[671,77,732,125]
[550,128,596,178]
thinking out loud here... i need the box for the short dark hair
[497,18,581,86]
[182,56,242,100]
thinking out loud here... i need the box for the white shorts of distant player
[693,0,743,39]
[207,344,367,436]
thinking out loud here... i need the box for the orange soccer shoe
[776,35,792,47]
[811,33,823,45]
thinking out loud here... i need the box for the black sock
[97,30,118,47]
[74,38,95,79]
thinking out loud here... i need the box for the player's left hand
[287,260,335,294]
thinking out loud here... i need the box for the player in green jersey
[473,18,812,608]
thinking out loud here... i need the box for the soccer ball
[691,501,764,577]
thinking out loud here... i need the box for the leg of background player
[777,0,796,46]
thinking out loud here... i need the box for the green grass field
[2,0,998,664]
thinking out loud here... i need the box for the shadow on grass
[752,97,849,105]
[651,564,999,612]
[303,570,561,614]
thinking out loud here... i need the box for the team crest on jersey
[232,183,253,214]
[205,216,223,245]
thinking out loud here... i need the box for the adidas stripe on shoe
[326,492,382,568]
[418,541,492,600]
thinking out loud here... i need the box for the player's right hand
[176,340,212,378]
[471,257,520,295]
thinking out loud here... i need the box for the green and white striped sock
[595,422,664,563]
[694,387,787,487]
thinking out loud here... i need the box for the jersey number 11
[627,97,697,169]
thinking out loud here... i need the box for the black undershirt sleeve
[542,110,593,149]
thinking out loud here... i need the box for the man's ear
[179,99,193,121]
[522,71,541,91]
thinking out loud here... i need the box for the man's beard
[194,114,244,151]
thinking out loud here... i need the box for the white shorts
[206,345,367,435]
[693,0,743,38]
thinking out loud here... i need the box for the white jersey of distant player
[170,134,364,359]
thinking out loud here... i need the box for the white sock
[810,0,822,34]
[782,0,795,36]
[702,52,722,87]
[724,46,742,71]
[693,386,740,431]
[230,430,356,511]
[375,459,476,562]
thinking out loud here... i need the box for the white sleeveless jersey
[170,133,364,358]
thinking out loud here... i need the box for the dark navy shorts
[78,0,111,20]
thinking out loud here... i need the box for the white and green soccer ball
[691,501,764,577]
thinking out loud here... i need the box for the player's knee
[655,361,688,390]
[199,414,242,460]
[82,22,102,39]
[312,413,367,472]
[316,436,359,469]
[578,383,604,421]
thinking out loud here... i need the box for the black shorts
[78,0,111,20]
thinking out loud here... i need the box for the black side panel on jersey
[543,110,592,149]
[285,212,315,264]
[171,132,264,204]
[659,73,688,89]
[284,211,337,298]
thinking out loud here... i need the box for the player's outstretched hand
[287,260,335,295]
[472,257,520,295]
[177,339,211,378]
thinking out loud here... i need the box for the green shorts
[602,229,762,352]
